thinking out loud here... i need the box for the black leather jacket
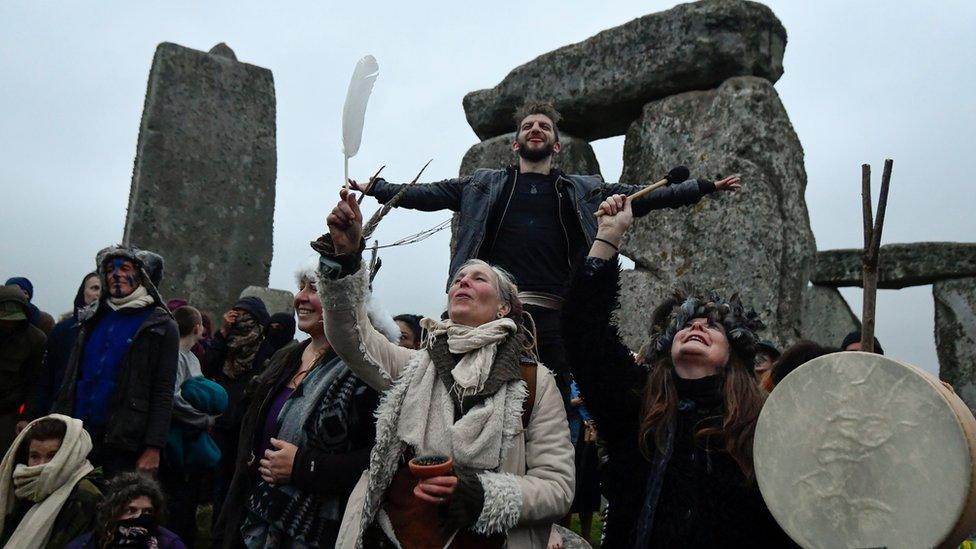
[368,167,713,288]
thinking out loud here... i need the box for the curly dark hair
[93,472,167,548]
[513,100,562,142]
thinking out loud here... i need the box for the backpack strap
[520,362,538,430]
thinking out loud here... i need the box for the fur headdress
[647,289,764,364]
[81,244,168,321]
[294,259,400,344]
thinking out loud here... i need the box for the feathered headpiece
[647,289,764,364]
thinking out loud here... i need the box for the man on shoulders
[352,101,741,396]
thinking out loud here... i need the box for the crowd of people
[1,101,888,548]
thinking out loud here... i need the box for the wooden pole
[860,159,893,353]
[861,164,873,251]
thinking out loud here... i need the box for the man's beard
[516,139,556,162]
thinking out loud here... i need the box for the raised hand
[347,179,369,194]
[327,188,364,254]
[220,310,238,337]
[715,174,742,192]
[590,194,633,260]
[596,194,634,241]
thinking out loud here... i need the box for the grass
[569,513,603,548]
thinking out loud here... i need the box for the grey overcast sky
[2,1,973,375]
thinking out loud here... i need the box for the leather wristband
[593,237,619,252]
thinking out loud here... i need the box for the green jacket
[0,286,47,415]
[1,473,102,548]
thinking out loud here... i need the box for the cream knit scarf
[0,415,94,549]
[392,317,521,472]
[420,317,516,398]
[106,285,154,311]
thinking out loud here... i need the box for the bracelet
[594,237,619,252]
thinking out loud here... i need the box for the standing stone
[934,277,976,412]
[616,268,667,352]
[123,42,276,315]
[619,76,815,346]
[812,242,976,289]
[463,0,786,141]
[239,286,294,317]
[801,285,860,347]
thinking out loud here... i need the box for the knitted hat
[232,296,271,328]
[757,340,781,359]
[840,330,884,355]
[647,289,764,364]
[4,277,33,300]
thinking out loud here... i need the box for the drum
[755,351,976,549]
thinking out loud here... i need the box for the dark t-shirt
[480,171,572,295]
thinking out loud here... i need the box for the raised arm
[315,189,418,391]
[607,174,741,217]
[356,175,468,212]
[561,194,647,445]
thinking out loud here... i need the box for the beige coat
[319,268,574,548]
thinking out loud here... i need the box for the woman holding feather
[314,189,574,548]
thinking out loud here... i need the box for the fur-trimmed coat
[318,267,574,549]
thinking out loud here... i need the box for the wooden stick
[861,164,873,252]
[594,176,668,216]
[859,159,894,354]
[368,240,381,283]
[357,165,386,204]
[362,159,432,240]
[870,159,894,262]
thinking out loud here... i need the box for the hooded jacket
[25,275,96,420]
[51,245,179,452]
[0,286,47,415]
[202,296,274,434]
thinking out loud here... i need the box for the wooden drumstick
[594,166,690,216]
[594,178,667,216]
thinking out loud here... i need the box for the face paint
[106,258,140,298]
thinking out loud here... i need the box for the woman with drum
[561,194,795,547]
[314,189,574,548]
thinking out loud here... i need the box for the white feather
[341,55,379,183]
